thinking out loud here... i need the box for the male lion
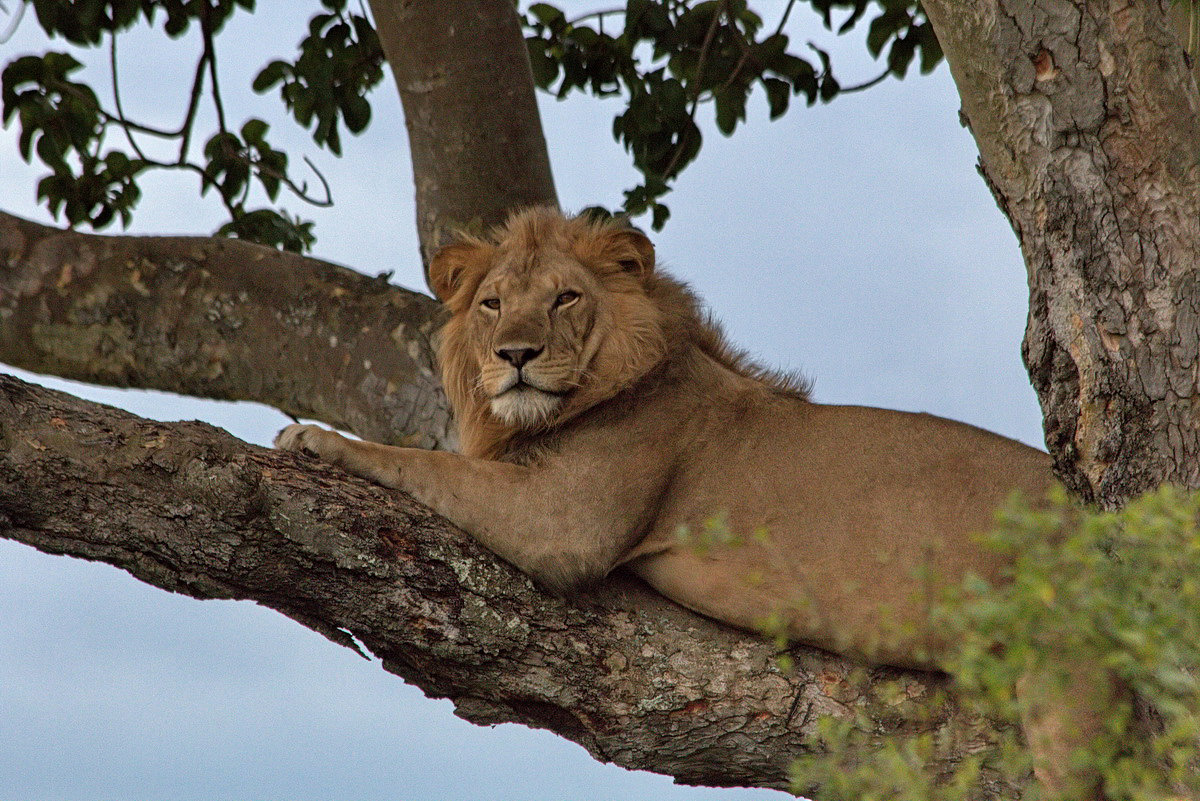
[276,209,1091,796]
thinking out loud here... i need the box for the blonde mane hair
[434,208,809,459]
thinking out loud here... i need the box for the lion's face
[428,210,666,456]
[467,249,604,428]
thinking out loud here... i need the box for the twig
[199,3,228,135]
[838,67,890,94]
[772,0,797,37]
[0,0,24,45]
[660,0,727,181]
[177,52,209,163]
[295,156,333,206]
[719,13,759,92]
[565,7,625,26]
[109,32,150,162]
[689,0,726,107]
[652,0,724,182]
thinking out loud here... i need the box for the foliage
[791,486,1200,800]
[523,0,940,228]
[250,3,382,158]
[1,0,375,251]
[1,0,939,248]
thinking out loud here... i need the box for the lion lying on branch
[277,208,1096,798]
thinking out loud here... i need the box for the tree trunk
[0,372,1017,796]
[0,211,453,450]
[920,0,1200,506]
[368,0,560,273]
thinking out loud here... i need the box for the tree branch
[0,373,1016,795]
[0,210,452,450]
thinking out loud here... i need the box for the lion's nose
[496,346,543,368]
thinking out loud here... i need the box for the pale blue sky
[0,2,1041,799]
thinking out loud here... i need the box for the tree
[920,0,1200,508]
[2,0,1197,798]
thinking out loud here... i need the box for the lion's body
[276,208,1054,672]
[622,384,1051,668]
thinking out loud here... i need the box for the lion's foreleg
[275,423,644,593]
[275,423,409,489]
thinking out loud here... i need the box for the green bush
[791,486,1200,800]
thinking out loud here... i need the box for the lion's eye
[554,291,580,308]
[480,298,501,311]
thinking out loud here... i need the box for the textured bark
[921,0,1200,506]
[368,0,560,272]
[0,372,1017,796]
[0,211,453,450]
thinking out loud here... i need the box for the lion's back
[627,393,1054,668]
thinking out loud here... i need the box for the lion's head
[429,208,675,458]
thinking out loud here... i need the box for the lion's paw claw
[275,423,319,453]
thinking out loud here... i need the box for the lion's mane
[434,208,810,459]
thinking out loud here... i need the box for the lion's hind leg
[1016,658,1121,801]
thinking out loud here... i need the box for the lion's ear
[609,229,655,279]
[428,242,490,304]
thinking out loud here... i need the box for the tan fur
[276,209,1091,794]
[278,206,1053,662]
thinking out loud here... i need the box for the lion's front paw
[274,423,325,455]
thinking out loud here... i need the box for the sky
[0,2,1043,800]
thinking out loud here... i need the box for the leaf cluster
[523,0,940,228]
[252,0,383,157]
[26,0,250,44]
[200,119,318,251]
[811,0,941,76]
[2,0,941,249]
[0,0,354,252]
[952,486,1200,799]
[2,51,141,228]
[792,486,1200,800]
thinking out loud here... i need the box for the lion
[275,208,1096,797]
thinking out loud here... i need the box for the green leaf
[763,77,789,119]
[528,3,565,27]
[340,93,370,133]
[887,33,917,77]
[866,11,905,59]
[292,90,315,125]
[625,0,650,25]
[676,1,720,43]
[819,74,840,102]
[526,40,559,89]
[916,24,944,74]
[241,118,269,145]
[35,131,66,170]
[712,85,746,136]
[104,150,130,173]
[217,207,315,253]
[651,201,669,230]
[253,60,290,93]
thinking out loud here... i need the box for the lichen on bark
[0,211,454,450]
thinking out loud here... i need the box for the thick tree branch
[0,373,1016,795]
[0,210,452,450]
